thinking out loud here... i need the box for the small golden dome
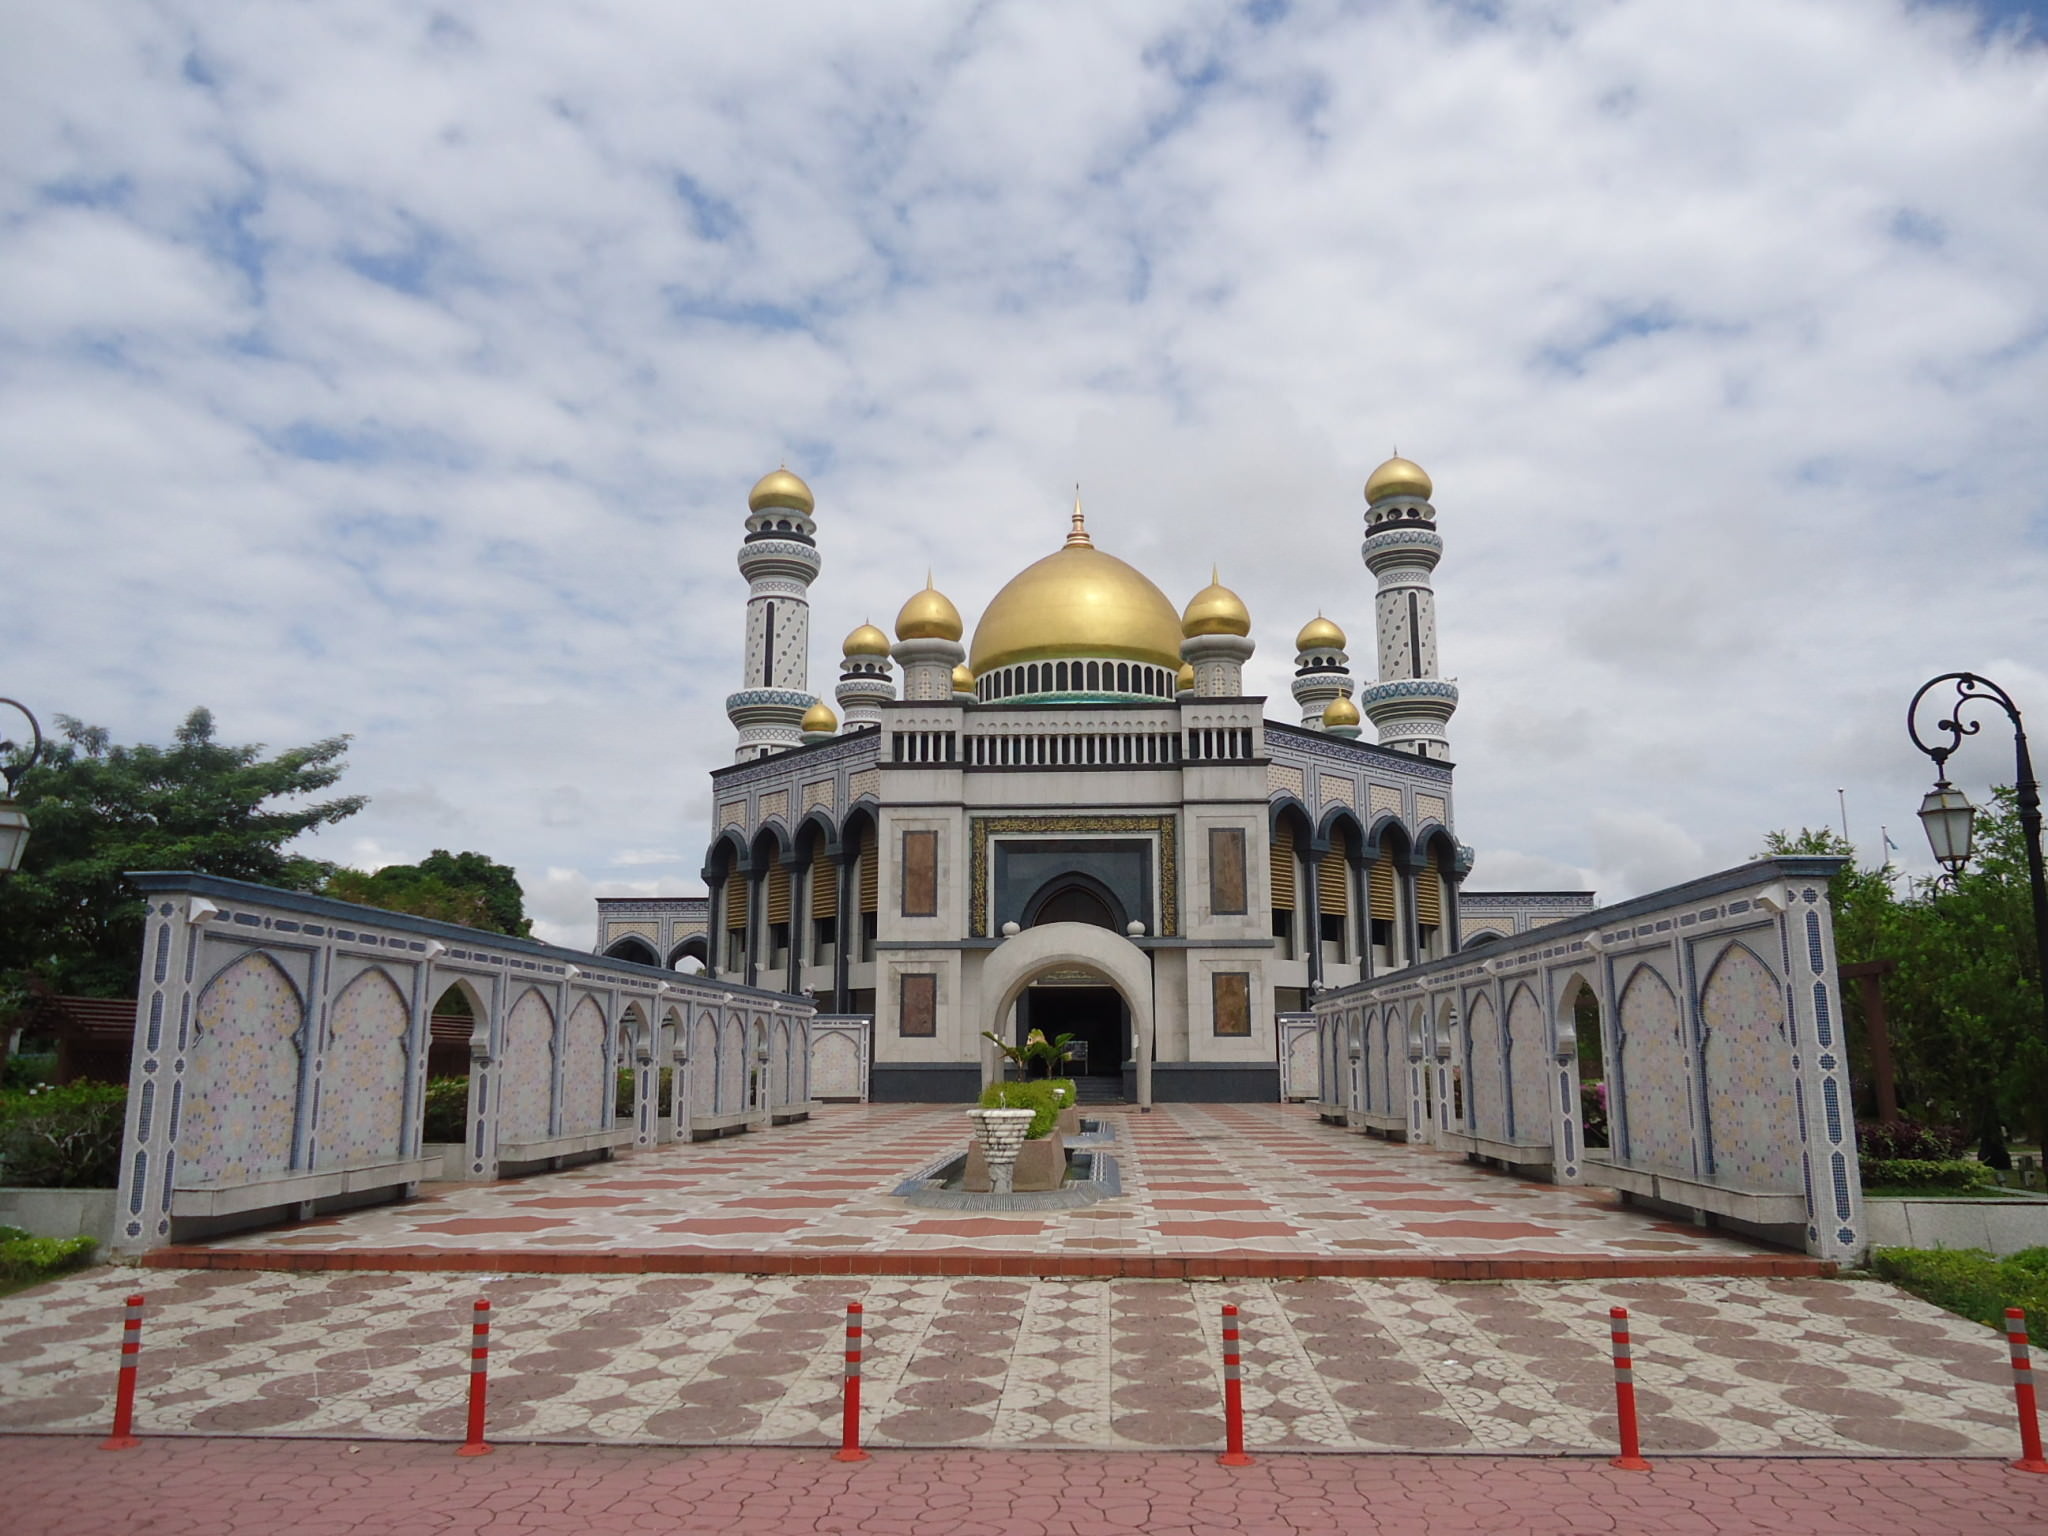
[801,700,838,733]
[842,622,891,658]
[1322,696,1362,728]
[1182,567,1252,638]
[748,467,815,515]
[1296,614,1347,652]
[1177,662,1196,692]
[952,664,975,692]
[968,505,1184,674]
[896,576,964,642]
[1364,455,1431,504]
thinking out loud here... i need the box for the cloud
[4,0,2045,947]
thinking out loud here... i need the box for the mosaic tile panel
[1701,942,1801,1192]
[1464,995,1507,1141]
[183,953,302,1186]
[689,1017,719,1114]
[318,969,409,1168]
[1617,965,1692,1177]
[562,998,609,1134]
[500,989,556,1141]
[1368,785,1401,821]
[1505,984,1549,1145]
[1267,764,1305,799]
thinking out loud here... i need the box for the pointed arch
[1698,939,1799,1191]
[185,951,303,1185]
[603,934,660,965]
[1465,989,1506,1139]
[1616,962,1690,1175]
[320,967,410,1168]
[562,995,609,1134]
[500,986,557,1141]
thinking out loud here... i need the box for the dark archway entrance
[1021,984,1127,1091]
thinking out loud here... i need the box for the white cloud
[3,0,2045,945]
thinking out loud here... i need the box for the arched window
[1025,663,1037,693]
[1116,662,1130,692]
[1056,662,1070,691]
[1086,661,1100,690]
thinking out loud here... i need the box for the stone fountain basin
[963,1134,1066,1193]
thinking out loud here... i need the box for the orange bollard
[2004,1308,2048,1474]
[1219,1303,1253,1467]
[457,1298,493,1456]
[1608,1305,1651,1471]
[835,1301,869,1462]
[99,1294,144,1450]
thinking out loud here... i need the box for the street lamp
[0,698,44,873]
[1906,671,2048,1051]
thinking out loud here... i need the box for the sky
[4,0,2046,949]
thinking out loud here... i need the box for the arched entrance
[979,922,1155,1108]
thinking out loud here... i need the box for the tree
[322,850,532,938]
[0,709,365,998]
[1760,801,2048,1153]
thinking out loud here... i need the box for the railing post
[99,1294,144,1450]
[458,1298,492,1456]
[1608,1305,1651,1470]
[835,1301,869,1462]
[2005,1308,2048,1473]
[1219,1303,1253,1467]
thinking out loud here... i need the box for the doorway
[1022,985,1127,1083]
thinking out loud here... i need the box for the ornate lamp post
[1906,671,2048,1058]
[0,698,44,873]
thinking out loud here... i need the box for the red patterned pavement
[6,1436,2047,1535]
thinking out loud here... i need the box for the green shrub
[420,1076,470,1143]
[1871,1245,2048,1331]
[612,1066,675,1118]
[1860,1157,1993,1191]
[1,1052,57,1090]
[0,1082,126,1188]
[979,1080,1060,1139]
[0,1232,98,1283]
[1858,1119,1969,1161]
[1044,1078,1076,1110]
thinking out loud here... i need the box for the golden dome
[842,622,891,658]
[1296,614,1347,652]
[1182,567,1252,638]
[1364,455,1431,504]
[952,664,975,692]
[801,700,838,733]
[967,507,1184,674]
[896,576,964,642]
[748,467,815,515]
[1177,662,1196,692]
[1322,696,1362,728]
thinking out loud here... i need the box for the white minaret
[1359,455,1458,760]
[725,468,821,762]
[835,623,895,732]
[1290,615,1353,728]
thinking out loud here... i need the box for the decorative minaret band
[1290,614,1354,728]
[835,622,895,733]
[892,574,965,702]
[1179,567,1253,696]
[1358,455,1457,760]
[725,468,822,762]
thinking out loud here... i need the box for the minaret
[1179,567,1253,695]
[1358,455,1458,760]
[835,623,895,733]
[891,575,964,701]
[724,468,822,762]
[1290,615,1354,728]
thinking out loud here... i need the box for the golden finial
[1065,484,1092,548]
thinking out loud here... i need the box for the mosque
[595,458,1592,1103]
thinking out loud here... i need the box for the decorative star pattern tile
[145,1103,1810,1271]
[0,1269,2020,1455]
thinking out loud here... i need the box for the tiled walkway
[9,1439,2048,1536]
[143,1104,1817,1278]
[0,1267,2022,1454]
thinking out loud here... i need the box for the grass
[1870,1245,2048,1331]
[1863,1184,2029,1199]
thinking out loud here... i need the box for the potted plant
[963,1081,1066,1192]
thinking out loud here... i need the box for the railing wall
[1311,857,1865,1262]
[115,873,814,1254]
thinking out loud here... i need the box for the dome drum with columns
[605,455,1594,1106]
